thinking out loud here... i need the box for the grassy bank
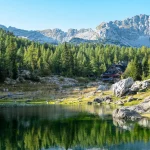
[0,82,150,108]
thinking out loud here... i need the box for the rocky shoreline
[111,78,150,120]
[91,77,150,120]
[0,73,150,121]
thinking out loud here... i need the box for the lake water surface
[0,105,150,150]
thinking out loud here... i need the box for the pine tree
[61,43,72,76]
[142,56,149,79]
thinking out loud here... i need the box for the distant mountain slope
[0,14,150,47]
[39,28,99,43]
[96,14,150,47]
[0,25,58,44]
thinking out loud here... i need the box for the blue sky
[0,0,149,31]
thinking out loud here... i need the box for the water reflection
[0,105,150,150]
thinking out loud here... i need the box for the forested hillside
[0,28,150,82]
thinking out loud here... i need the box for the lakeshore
[0,77,150,118]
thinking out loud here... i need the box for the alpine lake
[0,104,150,150]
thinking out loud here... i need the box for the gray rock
[130,81,141,92]
[112,77,134,97]
[103,96,112,101]
[112,108,142,120]
[97,84,109,91]
[127,96,150,113]
[19,70,31,79]
[113,96,150,120]
[103,96,113,104]
[93,98,103,103]
[16,77,25,83]
[115,100,124,105]
[105,99,112,104]
[142,79,150,89]
[87,101,92,105]
[40,76,78,87]
[127,96,137,102]
[130,79,150,92]
[4,78,16,85]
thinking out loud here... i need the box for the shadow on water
[0,105,150,150]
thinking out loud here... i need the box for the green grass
[142,114,150,118]
[124,100,142,106]
[0,82,150,107]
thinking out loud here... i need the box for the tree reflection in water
[0,105,150,150]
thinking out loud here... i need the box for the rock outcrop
[112,77,134,97]
[112,108,142,120]
[96,84,109,91]
[4,78,17,85]
[128,96,150,113]
[93,96,112,104]
[113,96,150,120]
[96,14,150,47]
[40,76,78,87]
[40,28,99,43]
[19,70,31,79]
[130,79,150,92]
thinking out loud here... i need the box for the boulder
[130,79,150,93]
[96,84,109,91]
[87,82,99,87]
[16,77,26,83]
[128,96,150,113]
[139,96,150,112]
[4,78,16,85]
[142,79,150,89]
[127,96,137,102]
[19,70,31,79]
[103,96,112,101]
[40,76,78,87]
[115,100,124,105]
[112,77,134,97]
[113,96,150,120]
[105,99,112,104]
[87,101,92,105]
[130,81,141,92]
[112,108,142,120]
[103,96,113,104]
[93,98,103,103]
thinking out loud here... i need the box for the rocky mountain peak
[0,14,150,47]
[96,14,150,47]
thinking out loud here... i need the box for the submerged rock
[112,108,142,120]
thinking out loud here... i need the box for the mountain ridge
[0,14,150,47]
